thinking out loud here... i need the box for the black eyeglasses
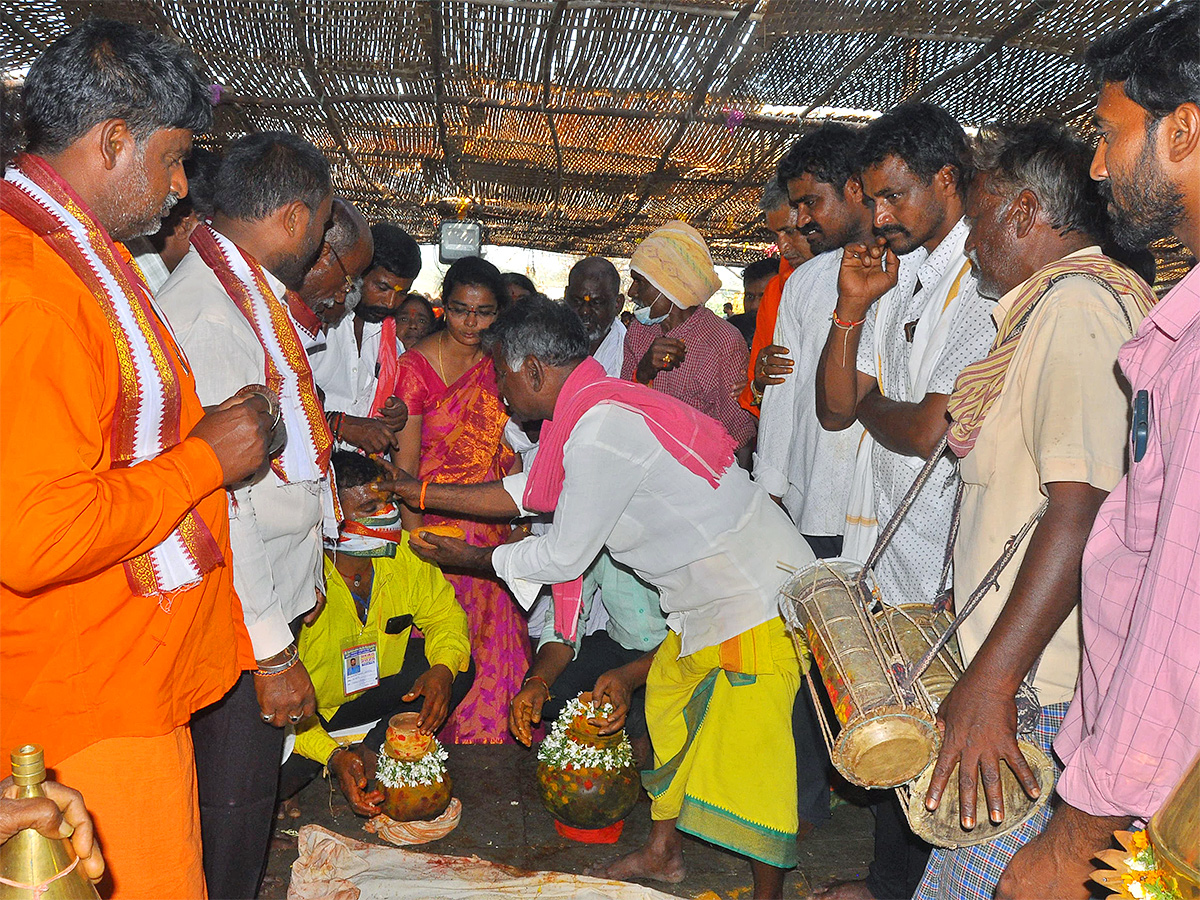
[328,245,355,289]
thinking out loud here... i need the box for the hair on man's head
[973,119,1104,239]
[368,222,421,279]
[743,257,781,284]
[776,123,864,193]
[482,295,589,372]
[1086,0,1200,119]
[331,449,385,492]
[212,131,331,220]
[858,102,972,194]
[23,18,211,155]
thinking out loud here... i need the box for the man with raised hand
[1,19,272,898]
[814,102,995,900]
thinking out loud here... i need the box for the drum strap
[900,498,1048,704]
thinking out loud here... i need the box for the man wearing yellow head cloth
[622,222,757,459]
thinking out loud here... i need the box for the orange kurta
[0,208,254,775]
[738,257,794,417]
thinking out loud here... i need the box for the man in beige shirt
[912,122,1156,900]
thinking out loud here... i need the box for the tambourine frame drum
[899,739,1055,849]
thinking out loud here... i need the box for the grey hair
[482,295,589,372]
[973,119,1103,238]
[759,178,790,212]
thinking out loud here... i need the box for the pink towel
[523,357,736,641]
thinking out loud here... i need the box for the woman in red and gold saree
[393,257,526,743]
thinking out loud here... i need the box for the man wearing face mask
[157,131,337,900]
[280,451,474,817]
[622,221,757,457]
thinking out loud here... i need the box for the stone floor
[260,744,876,899]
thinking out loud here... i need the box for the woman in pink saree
[394,257,526,743]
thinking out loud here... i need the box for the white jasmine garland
[375,739,449,788]
[537,694,634,770]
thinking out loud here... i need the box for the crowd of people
[0,4,1197,900]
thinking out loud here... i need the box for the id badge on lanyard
[341,632,379,697]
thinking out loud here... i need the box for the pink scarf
[524,357,736,640]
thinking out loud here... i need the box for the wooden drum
[780,561,938,789]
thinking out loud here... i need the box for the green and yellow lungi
[641,615,807,868]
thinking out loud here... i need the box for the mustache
[875,224,909,238]
[798,223,822,236]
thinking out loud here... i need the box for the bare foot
[813,879,874,899]
[588,844,686,884]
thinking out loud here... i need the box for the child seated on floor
[278,451,475,816]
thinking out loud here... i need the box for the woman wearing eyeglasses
[391,256,526,744]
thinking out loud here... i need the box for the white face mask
[633,305,669,326]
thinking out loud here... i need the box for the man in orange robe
[739,179,811,417]
[1,20,273,899]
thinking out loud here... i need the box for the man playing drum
[913,121,1154,900]
[999,4,1200,897]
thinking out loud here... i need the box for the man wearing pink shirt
[998,3,1200,897]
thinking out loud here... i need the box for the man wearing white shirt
[309,220,421,450]
[756,123,872,560]
[391,298,814,899]
[754,124,878,842]
[814,103,996,900]
[157,133,332,900]
[564,256,627,376]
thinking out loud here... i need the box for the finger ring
[289,714,302,722]
[261,714,272,722]
[663,354,672,364]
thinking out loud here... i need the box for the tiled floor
[261,743,875,899]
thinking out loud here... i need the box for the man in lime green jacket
[280,451,474,815]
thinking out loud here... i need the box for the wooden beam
[689,31,890,221]
[539,0,569,217]
[585,0,760,234]
[425,0,462,185]
[285,0,394,201]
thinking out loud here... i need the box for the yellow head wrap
[629,221,721,310]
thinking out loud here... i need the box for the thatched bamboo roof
[1,0,1191,283]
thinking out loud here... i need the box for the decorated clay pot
[536,692,640,831]
[375,713,452,822]
[381,771,453,823]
